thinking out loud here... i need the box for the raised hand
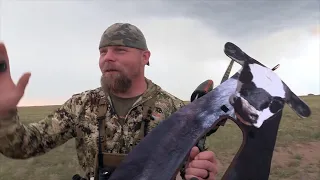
[0,42,31,114]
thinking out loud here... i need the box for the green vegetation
[0,95,319,180]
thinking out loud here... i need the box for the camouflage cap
[99,23,149,65]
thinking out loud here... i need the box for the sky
[0,0,319,106]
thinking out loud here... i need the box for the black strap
[97,115,106,169]
[138,94,158,140]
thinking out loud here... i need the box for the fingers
[185,167,208,179]
[185,150,218,180]
[0,42,9,65]
[0,42,10,74]
[187,159,217,174]
[195,151,216,165]
[195,151,218,175]
[16,72,31,96]
[185,172,216,180]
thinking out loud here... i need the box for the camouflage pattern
[0,78,186,179]
[99,22,148,50]
[99,23,149,65]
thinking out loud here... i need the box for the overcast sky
[0,0,319,106]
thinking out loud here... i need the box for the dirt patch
[177,141,320,180]
[271,141,320,180]
[273,141,320,166]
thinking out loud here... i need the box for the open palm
[0,42,31,113]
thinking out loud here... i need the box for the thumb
[189,146,200,161]
[186,146,200,168]
[16,72,31,96]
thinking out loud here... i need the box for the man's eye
[116,48,126,52]
[100,50,107,55]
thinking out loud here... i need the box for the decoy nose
[249,113,259,121]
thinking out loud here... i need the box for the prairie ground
[0,95,319,180]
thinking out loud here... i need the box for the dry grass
[0,95,319,180]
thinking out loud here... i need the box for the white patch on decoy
[249,64,286,98]
[231,63,287,128]
[254,107,274,128]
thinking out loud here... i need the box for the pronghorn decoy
[106,42,312,180]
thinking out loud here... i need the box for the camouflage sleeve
[0,95,80,159]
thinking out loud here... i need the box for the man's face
[99,46,150,93]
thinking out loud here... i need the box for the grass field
[0,95,319,180]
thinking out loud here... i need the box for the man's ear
[142,50,151,66]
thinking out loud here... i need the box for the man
[0,23,217,180]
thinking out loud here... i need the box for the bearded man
[0,22,218,180]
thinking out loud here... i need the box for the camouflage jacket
[0,78,189,179]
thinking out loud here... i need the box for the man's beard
[101,72,132,94]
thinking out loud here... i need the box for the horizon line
[17,94,318,108]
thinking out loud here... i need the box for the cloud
[276,33,320,95]
[124,0,320,39]
[134,17,235,98]
[243,26,320,95]
[1,0,319,106]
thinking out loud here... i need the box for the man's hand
[0,42,31,114]
[184,146,218,180]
